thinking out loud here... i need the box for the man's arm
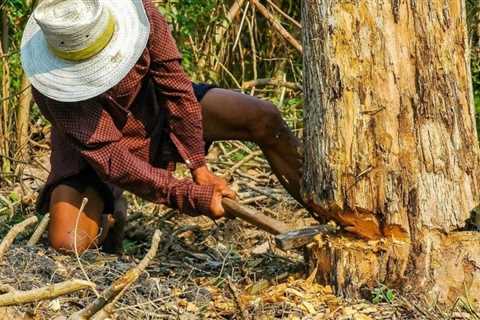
[35,91,214,216]
[147,1,206,171]
[145,1,236,214]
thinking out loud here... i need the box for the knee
[249,101,285,145]
[48,228,91,254]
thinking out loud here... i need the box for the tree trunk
[302,0,480,306]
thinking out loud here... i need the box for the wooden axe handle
[222,198,290,235]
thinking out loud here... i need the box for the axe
[222,198,334,250]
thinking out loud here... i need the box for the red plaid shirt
[33,0,214,215]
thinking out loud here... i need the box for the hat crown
[34,0,108,52]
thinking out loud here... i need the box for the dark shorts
[53,82,216,214]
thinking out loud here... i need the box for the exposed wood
[0,280,95,307]
[0,216,38,261]
[306,232,480,307]
[222,198,290,235]
[69,230,162,320]
[27,214,50,246]
[302,0,480,304]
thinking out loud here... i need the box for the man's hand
[192,166,236,219]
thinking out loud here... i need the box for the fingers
[208,190,226,220]
[221,187,236,200]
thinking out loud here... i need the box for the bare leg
[200,89,305,205]
[48,185,117,254]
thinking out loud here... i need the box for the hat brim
[21,0,150,102]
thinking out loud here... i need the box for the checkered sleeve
[146,0,207,170]
[34,90,214,216]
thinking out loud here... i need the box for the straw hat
[21,0,150,102]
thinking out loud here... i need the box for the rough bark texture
[302,0,480,305]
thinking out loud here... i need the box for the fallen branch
[239,195,268,205]
[0,280,96,307]
[27,213,50,246]
[0,216,38,261]
[238,181,282,202]
[69,229,162,320]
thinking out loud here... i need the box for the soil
[0,147,476,319]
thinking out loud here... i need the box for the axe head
[274,224,336,250]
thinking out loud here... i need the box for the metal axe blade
[274,224,336,250]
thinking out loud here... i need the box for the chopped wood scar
[307,199,408,241]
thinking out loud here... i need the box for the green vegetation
[467,0,480,136]
[0,1,478,177]
[371,285,396,304]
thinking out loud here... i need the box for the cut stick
[0,280,95,307]
[69,230,162,320]
[27,214,50,246]
[0,216,38,261]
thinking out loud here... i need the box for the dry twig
[266,0,301,28]
[0,280,96,307]
[27,213,50,246]
[250,0,302,52]
[0,216,38,261]
[223,150,263,178]
[69,229,162,320]
[73,198,99,298]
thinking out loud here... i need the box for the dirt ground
[0,146,477,319]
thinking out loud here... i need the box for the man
[21,0,305,253]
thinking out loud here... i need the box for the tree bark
[302,0,480,306]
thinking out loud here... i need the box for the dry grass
[0,146,477,319]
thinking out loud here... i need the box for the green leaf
[385,289,395,303]
[8,192,19,203]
